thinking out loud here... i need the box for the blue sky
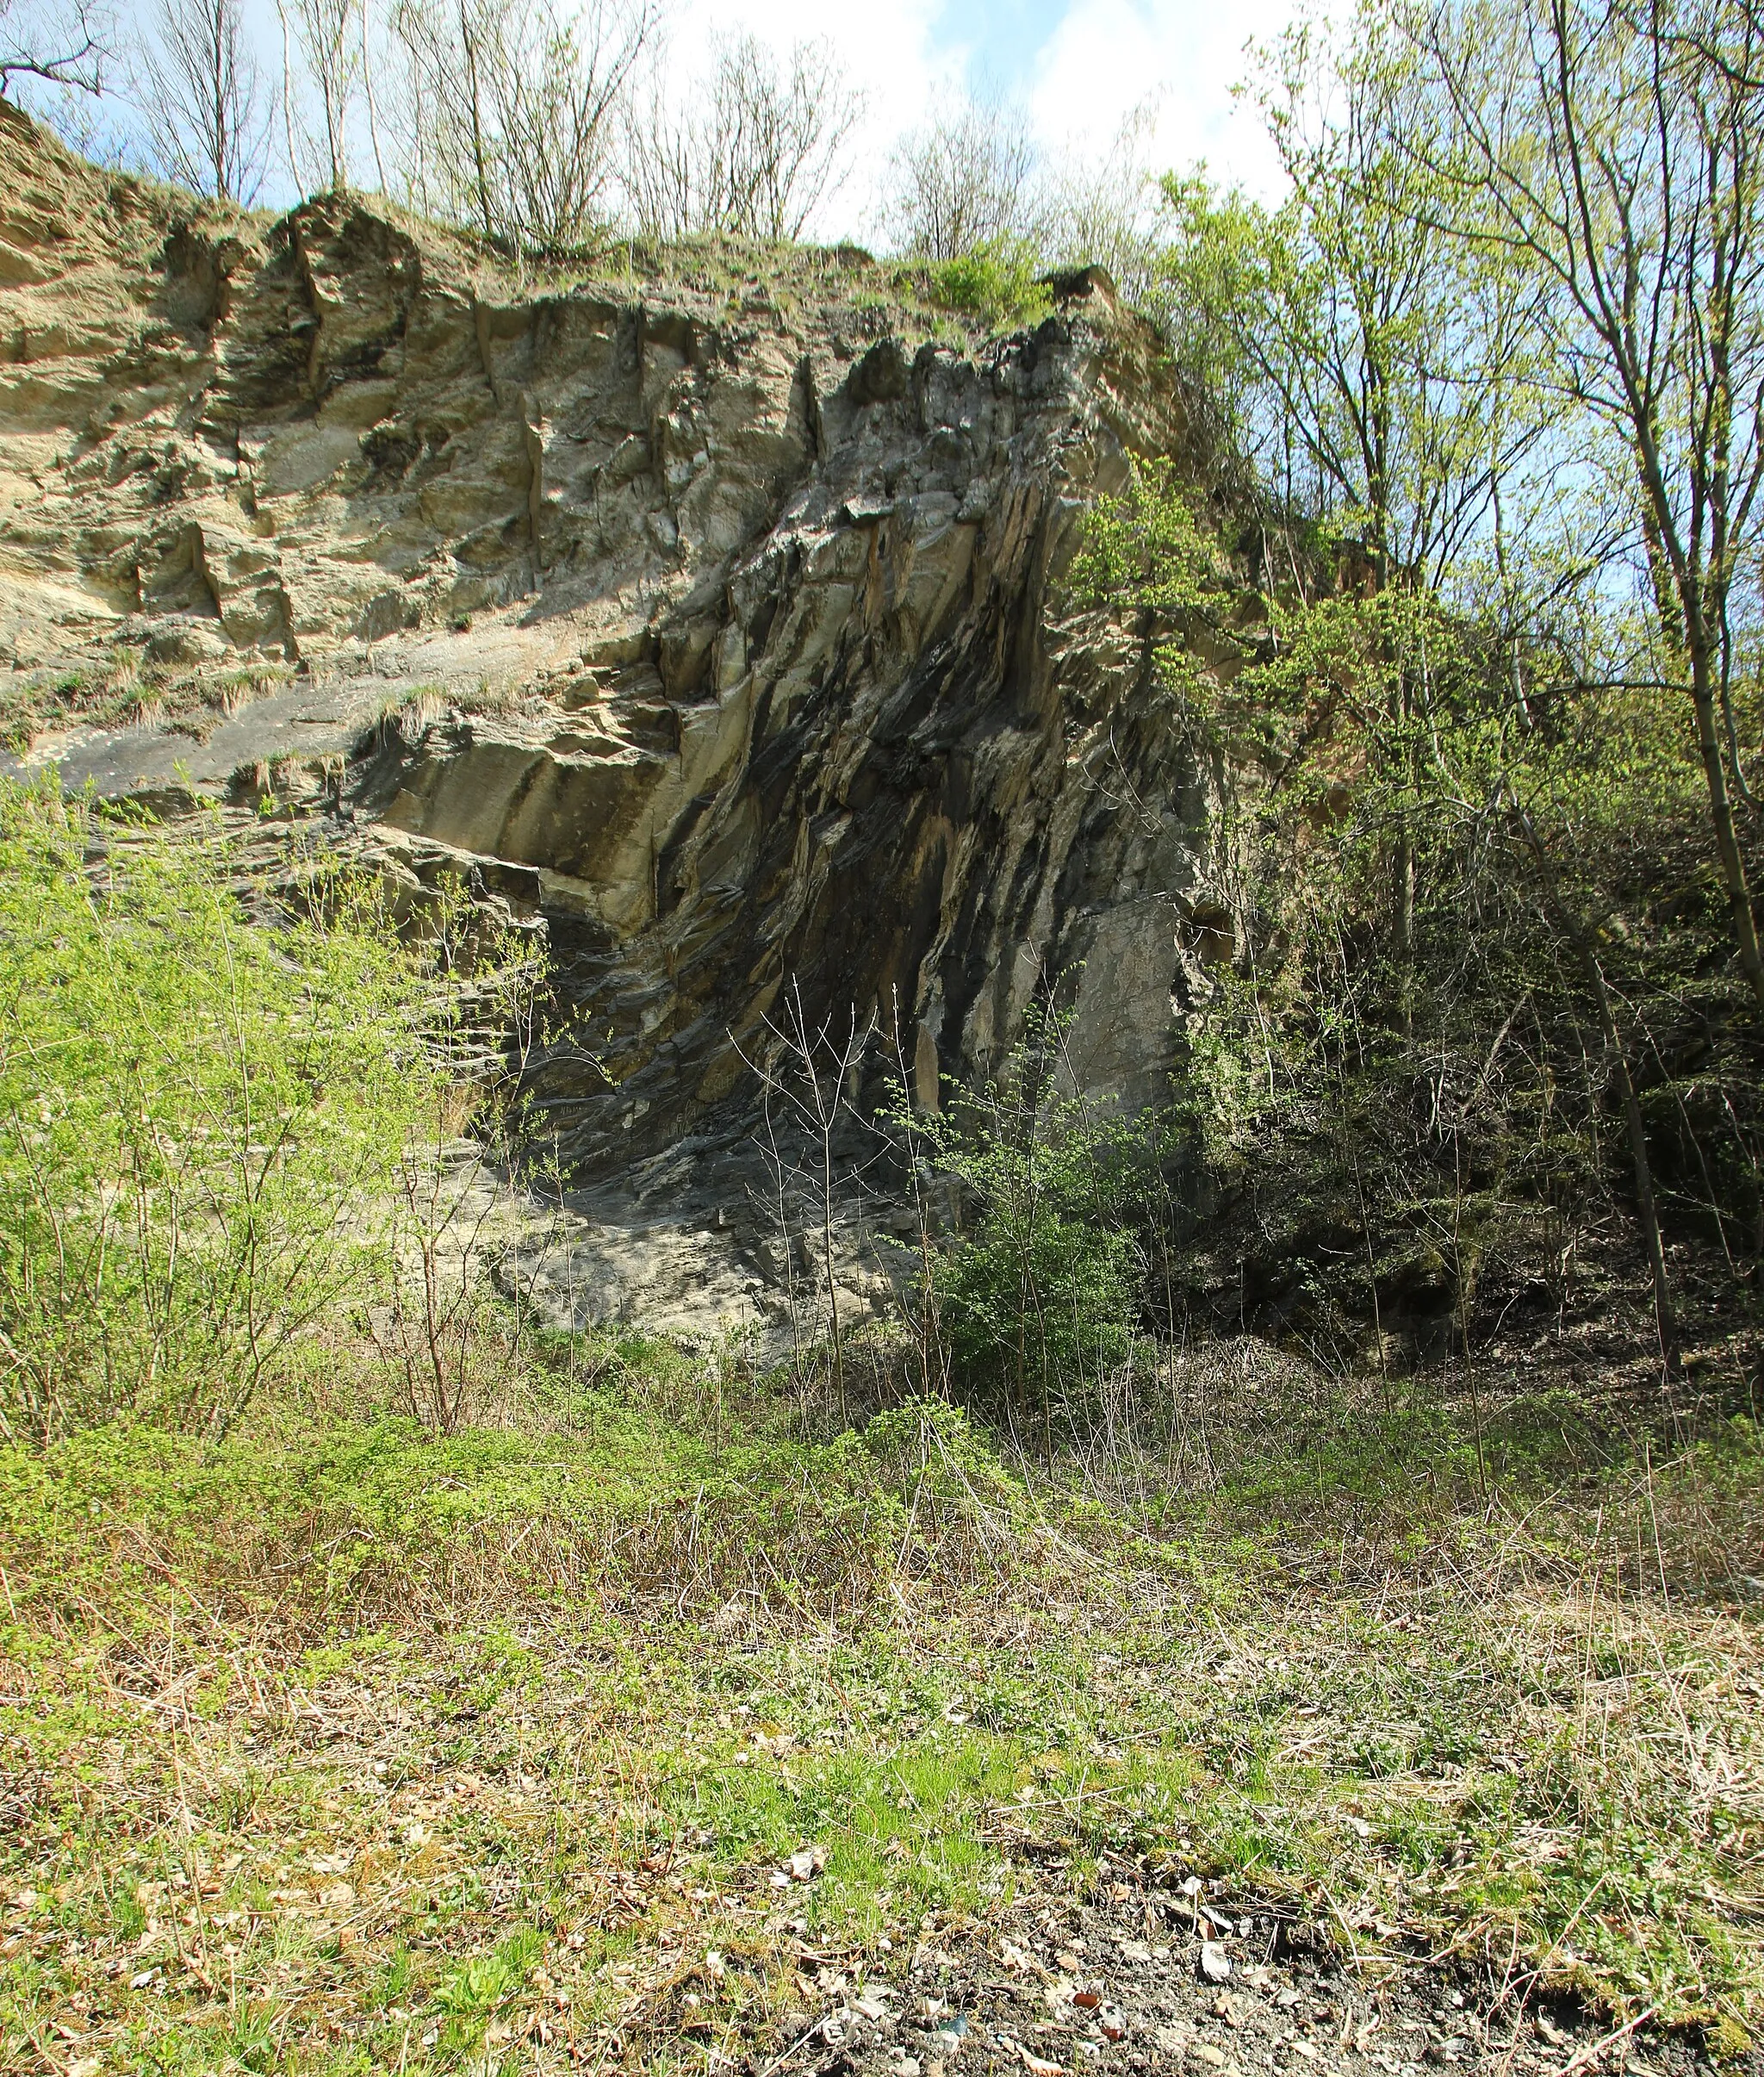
[932,0,1074,96]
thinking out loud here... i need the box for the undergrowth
[0,1336,1758,2073]
[0,770,1759,2076]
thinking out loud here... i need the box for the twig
[1550,2005,1656,2077]
[755,2013,829,2077]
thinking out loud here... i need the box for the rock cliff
[1,104,1244,1333]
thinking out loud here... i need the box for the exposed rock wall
[1,106,1244,1285]
[358,308,1233,1179]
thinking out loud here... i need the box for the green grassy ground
[2,1332,1758,2075]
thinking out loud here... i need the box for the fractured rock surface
[1,108,1253,1334]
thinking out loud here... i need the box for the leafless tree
[624,31,860,243]
[498,0,655,247]
[734,983,877,1427]
[276,0,359,190]
[393,0,655,249]
[884,986,950,1402]
[357,0,385,188]
[884,93,1045,259]
[0,0,109,96]
[1044,100,1163,298]
[138,0,272,202]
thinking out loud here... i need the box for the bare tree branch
[884,94,1045,260]
[623,31,860,244]
[1406,0,1764,1009]
[279,0,359,191]
[138,0,272,202]
[0,0,109,96]
[394,0,655,250]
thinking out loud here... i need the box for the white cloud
[647,0,1297,237]
[1026,0,1293,201]
[643,0,966,242]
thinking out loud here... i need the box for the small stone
[1201,1942,1233,1983]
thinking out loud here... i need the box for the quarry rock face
[0,106,1241,1336]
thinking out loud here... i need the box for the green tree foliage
[1406,0,1764,1013]
[1075,432,1761,1363]
[1157,14,1558,590]
[1060,0,1764,1366]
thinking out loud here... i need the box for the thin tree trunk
[208,0,228,198]
[459,0,494,240]
[819,1122,844,1427]
[1633,443,1764,1014]
[1394,824,1415,965]
[1689,645,1764,1014]
[276,0,299,189]
[1515,806,1680,1375]
[360,0,387,191]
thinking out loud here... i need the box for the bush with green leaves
[922,238,1051,330]
[886,1003,1169,1438]
[934,1211,1141,1431]
[0,778,533,1444]
[1071,448,1764,1359]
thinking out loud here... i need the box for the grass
[0,783,1755,2071]
[466,225,1059,357]
[1,655,293,755]
[2,1331,1759,2074]
[31,92,1071,370]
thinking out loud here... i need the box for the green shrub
[885,1001,1167,1437]
[923,239,1052,329]
[935,1210,1141,1428]
[0,778,513,1443]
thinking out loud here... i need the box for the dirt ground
[743,1862,1730,2077]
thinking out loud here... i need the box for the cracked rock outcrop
[2,106,1247,1324]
